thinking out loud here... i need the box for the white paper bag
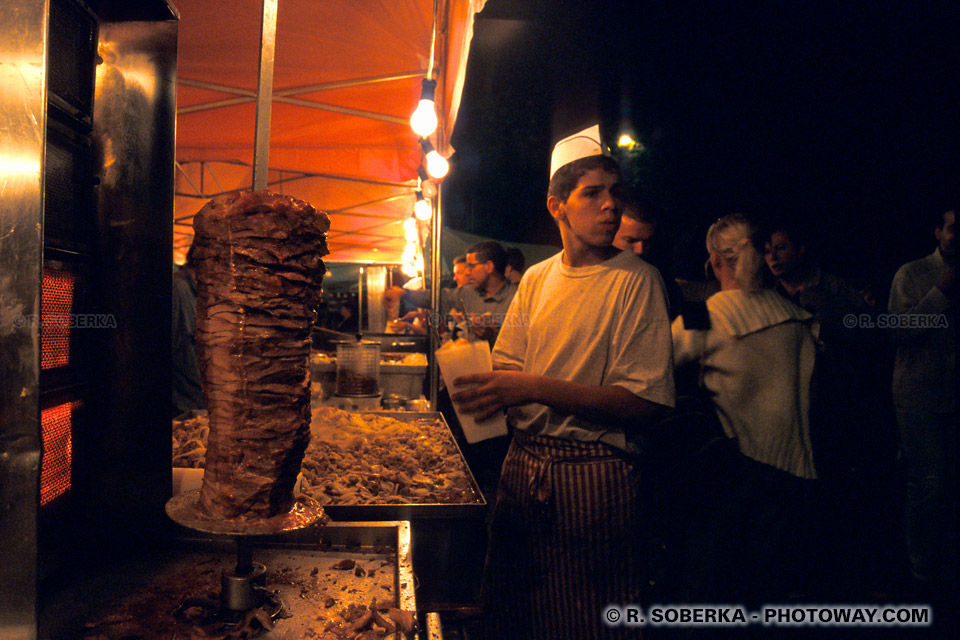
[435,339,508,443]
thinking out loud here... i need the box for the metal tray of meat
[318,411,486,522]
[174,410,486,518]
[171,409,488,608]
[315,412,488,610]
[40,521,417,640]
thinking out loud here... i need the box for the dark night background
[443,0,960,295]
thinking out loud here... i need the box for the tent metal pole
[177,78,257,96]
[274,70,427,95]
[179,95,410,124]
[427,0,444,410]
[178,97,252,115]
[358,267,365,335]
[429,185,442,410]
[273,96,407,124]
[252,0,278,191]
[328,193,414,214]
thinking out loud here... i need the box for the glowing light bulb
[420,177,438,199]
[405,225,419,242]
[411,101,438,137]
[410,79,438,137]
[402,262,418,278]
[618,134,636,148]
[403,216,417,234]
[402,243,417,262]
[414,192,431,220]
[425,150,449,179]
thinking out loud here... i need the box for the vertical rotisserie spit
[193,190,329,519]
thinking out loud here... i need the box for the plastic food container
[434,338,507,443]
[335,340,381,396]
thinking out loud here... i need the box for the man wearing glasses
[453,240,518,346]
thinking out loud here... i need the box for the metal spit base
[39,521,419,640]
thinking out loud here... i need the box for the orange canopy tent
[173,0,486,264]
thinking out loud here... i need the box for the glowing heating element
[42,269,77,369]
[40,401,79,506]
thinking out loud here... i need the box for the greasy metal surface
[171,408,483,608]
[82,9,178,549]
[221,562,267,610]
[39,521,415,640]
[2,4,176,640]
[426,612,444,640]
[0,3,48,639]
[166,490,328,535]
[281,521,417,616]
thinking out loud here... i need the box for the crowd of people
[439,125,956,639]
[170,121,956,639]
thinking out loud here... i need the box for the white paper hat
[549,124,604,179]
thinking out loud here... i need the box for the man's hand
[386,318,413,334]
[468,312,500,342]
[384,286,406,302]
[451,371,535,421]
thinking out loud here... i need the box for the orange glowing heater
[40,268,80,505]
[40,401,78,506]
[42,269,76,370]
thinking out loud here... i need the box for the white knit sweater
[672,289,819,479]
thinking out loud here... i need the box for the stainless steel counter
[40,521,416,639]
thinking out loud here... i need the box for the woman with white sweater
[672,213,821,606]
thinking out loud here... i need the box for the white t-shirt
[492,250,675,451]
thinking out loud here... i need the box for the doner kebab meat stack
[193,190,329,519]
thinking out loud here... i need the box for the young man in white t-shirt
[451,125,674,639]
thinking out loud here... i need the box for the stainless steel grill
[0,2,177,638]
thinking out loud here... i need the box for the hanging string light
[401,237,420,277]
[403,215,419,242]
[408,0,442,274]
[420,138,448,179]
[407,0,436,288]
[414,191,431,220]
[410,79,438,137]
[417,166,438,199]
[411,0,439,139]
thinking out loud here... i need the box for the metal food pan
[172,409,487,609]
[320,412,488,610]
[320,411,486,522]
[173,410,486,515]
[173,408,207,424]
